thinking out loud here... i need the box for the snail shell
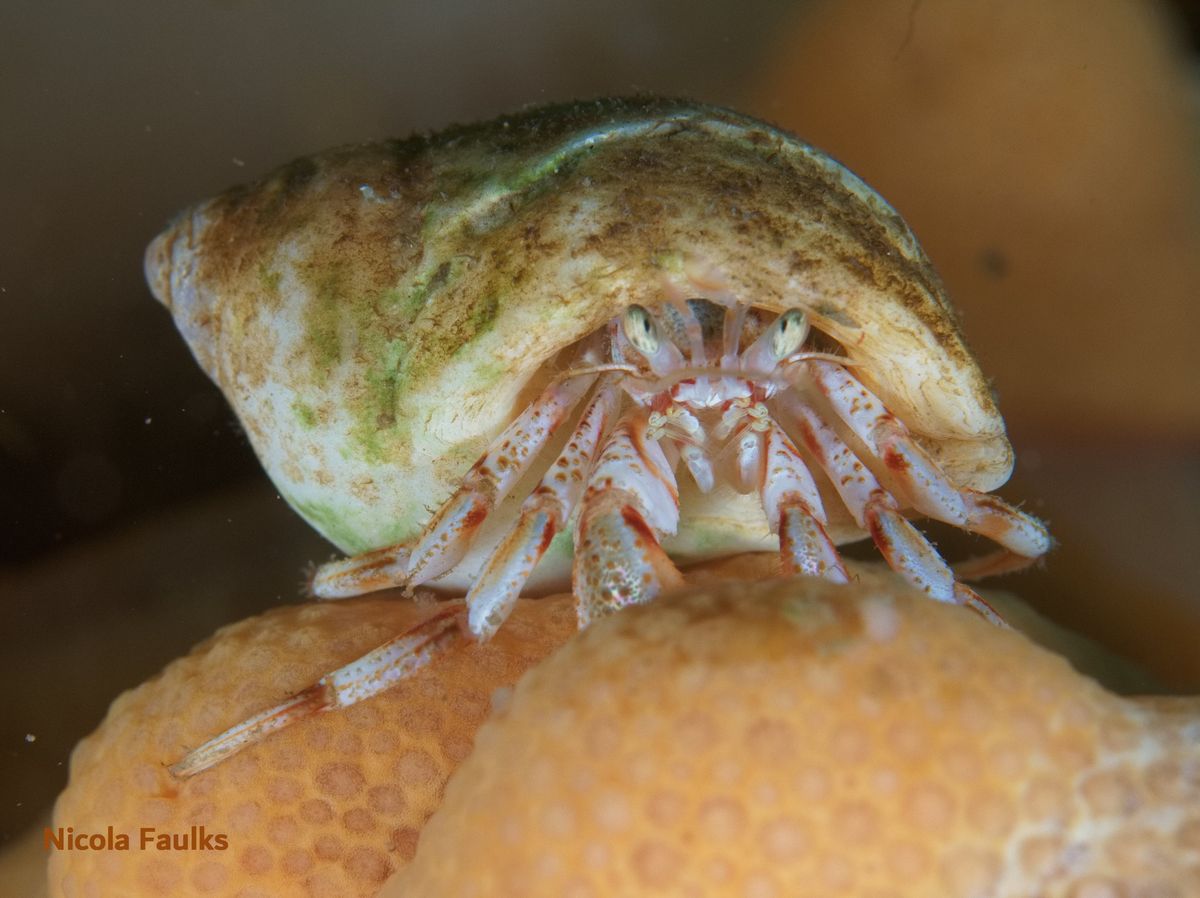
[145,97,1011,590]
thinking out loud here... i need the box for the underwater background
[2,0,1197,885]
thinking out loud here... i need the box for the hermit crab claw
[148,97,1050,776]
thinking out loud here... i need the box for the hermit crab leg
[170,605,464,777]
[758,419,849,582]
[465,382,619,640]
[404,372,599,585]
[308,543,412,600]
[804,360,1051,570]
[176,377,613,777]
[951,490,1054,577]
[572,408,683,626]
[310,371,597,599]
[776,392,1004,624]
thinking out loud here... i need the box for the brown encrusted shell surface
[145,97,1011,573]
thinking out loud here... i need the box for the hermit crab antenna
[741,309,809,375]
[619,305,683,377]
[721,303,750,367]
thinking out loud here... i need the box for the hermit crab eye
[770,309,809,360]
[622,305,661,356]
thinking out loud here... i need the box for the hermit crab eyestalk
[771,309,809,359]
[622,305,660,355]
[742,308,810,374]
[619,304,682,376]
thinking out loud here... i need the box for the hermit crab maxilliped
[145,97,1050,775]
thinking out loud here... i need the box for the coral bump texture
[388,578,1200,897]
[49,597,574,898]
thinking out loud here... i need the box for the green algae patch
[651,250,686,275]
[301,265,346,377]
[289,493,424,554]
[348,413,400,467]
[336,255,468,460]
[291,497,374,553]
[349,330,406,460]
[291,400,318,429]
[391,286,504,392]
[465,294,500,344]
[258,263,282,296]
[345,302,415,464]
[257,263,284,312]
[468,357,507,391]
[295,265,434,465]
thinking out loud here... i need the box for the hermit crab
[146,97,1050,776]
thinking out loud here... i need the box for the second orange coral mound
[390,578,1200,897]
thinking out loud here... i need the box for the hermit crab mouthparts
[145,97,1051,776]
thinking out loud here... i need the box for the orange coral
[389,578,1200,897]
[48,572,1199,897]
[48,596,573,897]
